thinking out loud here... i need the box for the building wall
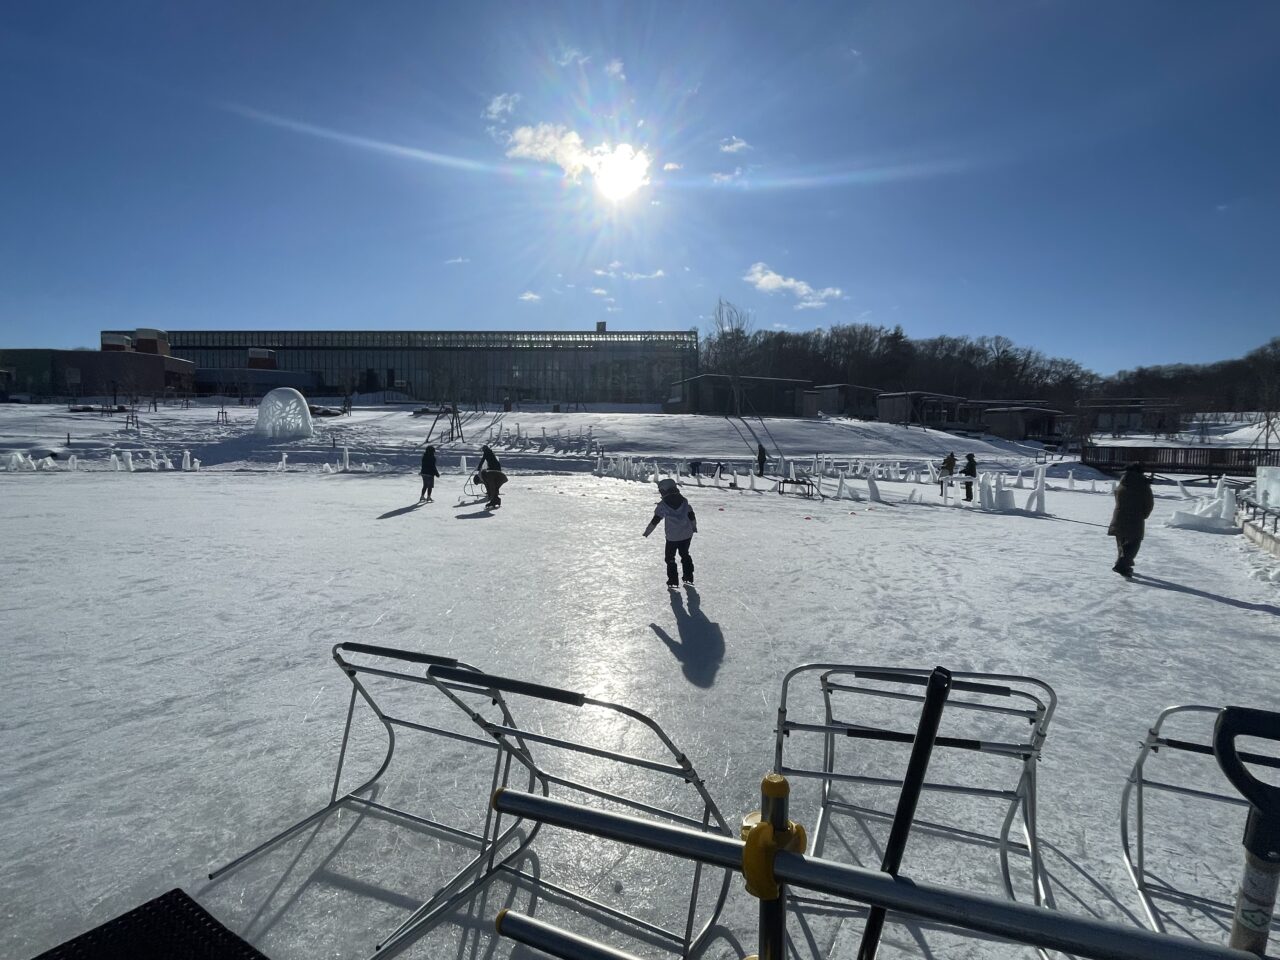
[109,330,699,403]
[0,349,193,399]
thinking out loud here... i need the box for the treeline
[1103,338,1280,412]
[700,303,1279,412]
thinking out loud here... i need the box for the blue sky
[1,1,1277,373]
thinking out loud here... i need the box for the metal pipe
[491,789,1258,960]
[857,665,951,960]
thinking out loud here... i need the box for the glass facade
[102,329,699,403]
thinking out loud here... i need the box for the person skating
[1108,463,1154,578]
[756,443,767,477]
[477,444,507,508]
[940,451,957,495]
[961,453,977,502]
[643,478,698,588]
[419,445,440,502]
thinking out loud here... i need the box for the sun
[592,144,651,203]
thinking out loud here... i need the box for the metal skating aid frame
[424,664,733,959]
[771,664,1058,922]
[208,642,536,957]
[1121,703,1280,936]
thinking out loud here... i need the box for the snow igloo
[254,388,315,440]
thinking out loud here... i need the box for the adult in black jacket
[419,445,440,502]
[1108,463,1154,577]
[961,453,977,502]
[756,443,767,477]
[478,444,507,508]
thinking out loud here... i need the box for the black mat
[33,888,270,960]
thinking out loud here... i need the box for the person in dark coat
[419,445,440,502]
[477,444,507,508]
[1108,463,1154,577]
[644,478,698,587]
[756,443,768,477]
[940,452,957,495]
[961,453,977,502]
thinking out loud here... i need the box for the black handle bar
[1213,706,1280,817]
[428,665,587,707]
[335,642,460,668]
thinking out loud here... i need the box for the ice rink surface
[2,408,1278,959]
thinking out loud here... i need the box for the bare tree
[706,298,754,415]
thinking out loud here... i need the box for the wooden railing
[1081,444,1280,477]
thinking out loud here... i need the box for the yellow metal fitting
[761,772,789,799]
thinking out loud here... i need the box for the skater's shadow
[650,587,725,688]
[454,508,494,520]
[377,502,425,520]
[1129,575,1280,616]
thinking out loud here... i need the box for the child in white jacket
[643,478,698,587]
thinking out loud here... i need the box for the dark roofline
[984,406,1064,415]
[674,373,812,385]
[813,383,883,393]
[877,390,965,401]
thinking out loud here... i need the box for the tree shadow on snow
[377,502,426,520]
[649,587,725,688]
[1129,575,1279,616]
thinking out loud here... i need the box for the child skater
[643,478,698,588]
[419,445,440,502]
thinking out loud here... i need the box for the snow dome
[253,388,315,440]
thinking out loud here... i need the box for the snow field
[1,457,1278,958]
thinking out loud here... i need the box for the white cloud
[506,124,651,193]
[711,167,745,184]
[623,268,664,280]
[720,136,751,154]
[483,93,521,121]
[444,256,470,265]
[662,162,682,171]
[743,262,843,310]
[591,287,609,296]
[555,47,590,67]
[518,291,541,302]
[606,306,622,312]
[604,59,626,80]
[593,268,612,277]
[608,259,622,270]
[604,297,616,303]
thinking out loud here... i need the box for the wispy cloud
[555,47,590,67]
[662,162,682,171]
[606,306,622,313]
[604,59,626,80]
[743,262,842,310]
[590,287,609,296]
[518,291,541,302]
[483,93,521,121]
[711,167,745,184]
[220,102,494,174]
[623,268,664,280]
[720,136,751,154]
[444,256,470,265]
[506,124,651,191]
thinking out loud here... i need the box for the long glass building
[102,328,699,403]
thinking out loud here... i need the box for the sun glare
[593,144,650,203]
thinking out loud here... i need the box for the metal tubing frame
[207,643,538,959]
[772,663,1059,918]
[1119,703,1280,936]
[492,789,1261,960]
[423,665,733,959]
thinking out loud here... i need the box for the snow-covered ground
[2,405,1278,960]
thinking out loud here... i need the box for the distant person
[1108,463,1154,578]
[940,452,957,495]
[643,478,698,588]
[419,445,439,502]
[478,444,507,508]
[756,443,768,477]
[961,453,977,502]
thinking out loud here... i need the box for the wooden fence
[1081,444,1280,477]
